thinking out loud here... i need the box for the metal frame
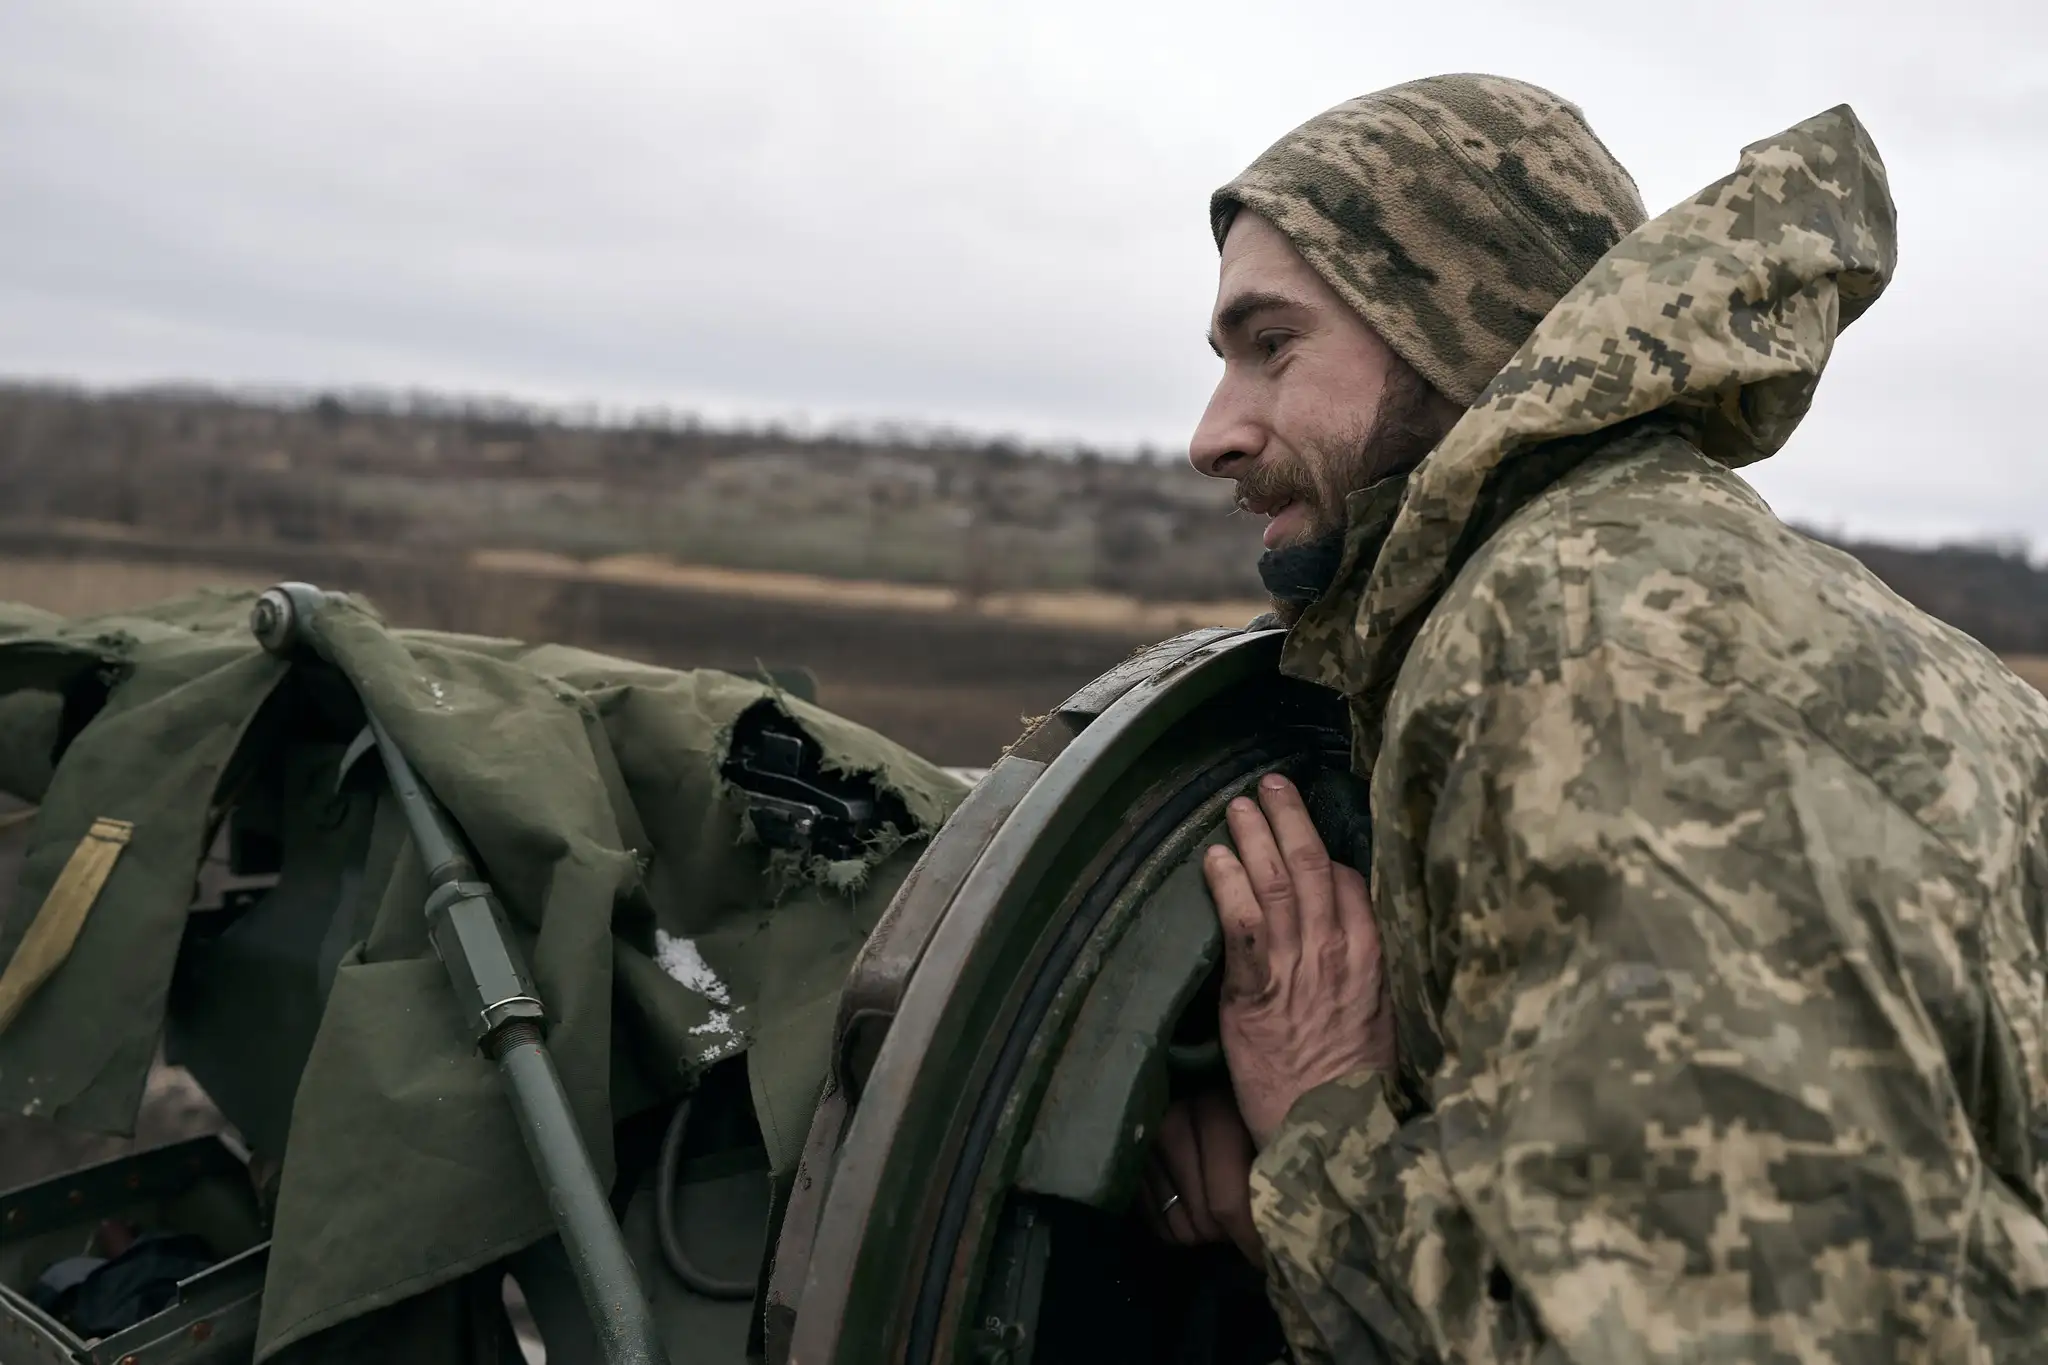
[0,1136,268,1365]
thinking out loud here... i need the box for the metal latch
[720,705,905,861]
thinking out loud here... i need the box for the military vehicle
[0,581,1365,1364]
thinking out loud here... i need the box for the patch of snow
[689,1009,735,1037]
[654,929,732,1004]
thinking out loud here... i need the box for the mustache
[1231,461,1316,514]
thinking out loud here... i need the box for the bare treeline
[0,381,1259,602]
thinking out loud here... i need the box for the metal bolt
[250,589,294,654]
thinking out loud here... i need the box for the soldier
[1142,74,2048,1360]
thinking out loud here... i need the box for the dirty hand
[1203,773,1395,1149]
[1138,1086,1262,1265]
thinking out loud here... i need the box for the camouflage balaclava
[1212,74,1648,408]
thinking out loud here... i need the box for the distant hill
[0,380,1263,603]
[1,380,2043,658]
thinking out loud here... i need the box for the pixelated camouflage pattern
[1257,104,2048,1362]
[1211,74,1647,407]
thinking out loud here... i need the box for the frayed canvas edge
[712,684,942,906]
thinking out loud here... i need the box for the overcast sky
[1,1,2041,547]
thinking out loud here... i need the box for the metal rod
[252,583,671,1365]
[496,1022,670,1362]
[365,713,470,884]
[368,715,670,1363]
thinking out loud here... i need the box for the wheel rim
[783,629,1349,1363]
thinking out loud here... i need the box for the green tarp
[0,589,967,1359]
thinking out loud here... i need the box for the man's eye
[1256,332,1289,359]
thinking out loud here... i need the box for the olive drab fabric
[1210,74,1647,408]
[0,816,134,1033]
[1256,105,2048,1361]
[0,591,967,1362]
[0,592,291,1132]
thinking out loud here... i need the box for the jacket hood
[1282,103,1897,705]
[1211,73,1648,408]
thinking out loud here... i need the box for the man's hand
[1139,1087,1262,1264]
[1204,773,1395,1148]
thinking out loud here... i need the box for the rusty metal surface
[1042,628,1239,722]
[761,1081,849,1365]
[830,756,1045,1107]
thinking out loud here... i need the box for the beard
[1246,361,1459,625]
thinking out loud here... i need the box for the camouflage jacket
[1257,106,2048,1362]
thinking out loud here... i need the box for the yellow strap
[0,817,134,1035]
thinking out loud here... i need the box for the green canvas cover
[0,589,968,1360]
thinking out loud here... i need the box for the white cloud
[1,0,2042,543]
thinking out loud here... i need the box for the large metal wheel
[768,627,1361,1364]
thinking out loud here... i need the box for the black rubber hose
[655,1097,757,1301]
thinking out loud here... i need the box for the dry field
[0,549,1267,640]
[0,552,1259,763]
[469,547,1267,636]
[0,556,276,618]
[0,556,2039,763]
[2008,656,2048,693]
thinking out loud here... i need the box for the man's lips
[1236,478,1313,547]
[1261,500,1307,548]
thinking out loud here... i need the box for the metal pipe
[251,583,671,1365]
[496,1021,669,1361]
[364,712,471,884]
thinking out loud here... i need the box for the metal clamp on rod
[421,878,545,1042]
[252,583,671,1365]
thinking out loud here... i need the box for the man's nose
[1188,377,1263,480]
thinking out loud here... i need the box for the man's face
[1189,212,1410,551]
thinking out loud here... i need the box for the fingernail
[1260,774,1289,792]
[1230,796,1256,814]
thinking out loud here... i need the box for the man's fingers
[1164,1196,1201,1244]
[1225,791,1300,966]
[1205,845,1269,1002]
[1333,861,1380,963]
[1137,1162,1172,1241]
[1256,775,1337,942]
[1193,1088,1256,1247]
[1334,862,1386,1004]
[1156,1100,1224,1243]
[1143,1157,1200,1244]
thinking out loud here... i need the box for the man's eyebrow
[1205,290,1310,355]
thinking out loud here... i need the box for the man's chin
[1254,524,1347,629]
[1266,595,1307,628]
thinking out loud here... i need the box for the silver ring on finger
[1159,1192,1182,1217]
